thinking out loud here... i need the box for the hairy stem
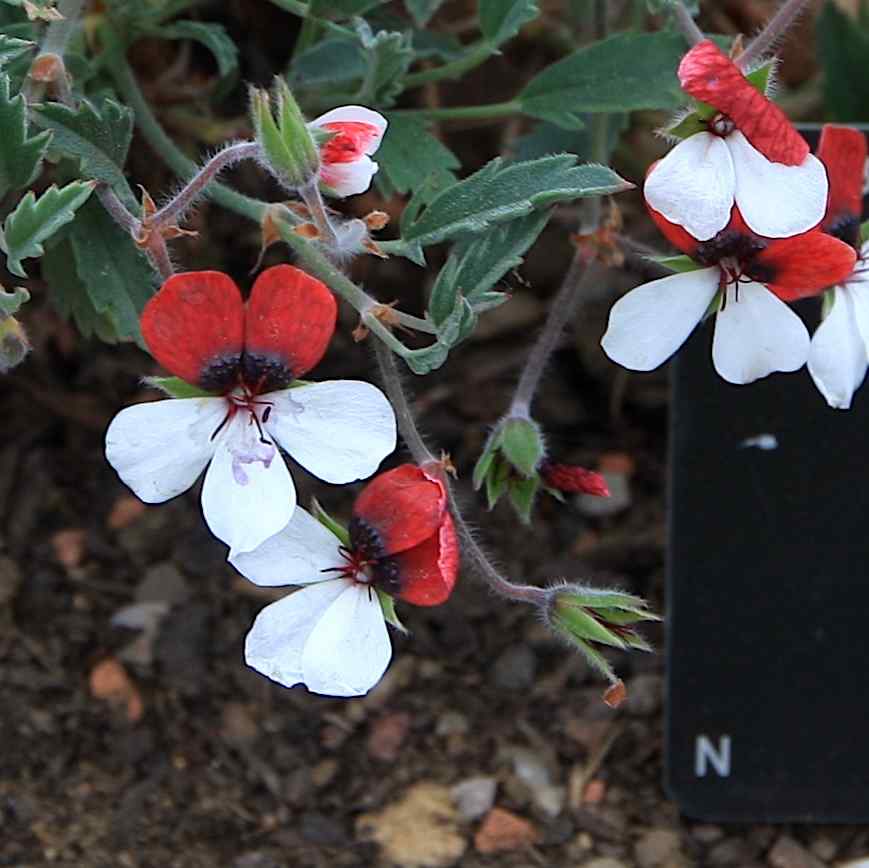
[403,40,495,88]
[96,185,138,235]
[102,32,267,224]
[374,340,433,465]
[298,180,338,246]
[40,0,86,56]
[374,341,551,608]
[672,1,704,45]
[391,100,522,122]
[154,141,261,228]
[737,0,812,69]
[509,256,594,419]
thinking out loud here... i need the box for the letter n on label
[695,734,731,777]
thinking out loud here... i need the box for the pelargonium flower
[105,265,396,555]
[645,40,827,241]
[230,463,459,697]
[807,125,869,409]
[602,203,857,385]
[308,106,387,198]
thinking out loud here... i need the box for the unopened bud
[0,315,30,372]
[499,417,545,478]
[540,461,610,497]
[250,78,319,191]
[546,584,659,688]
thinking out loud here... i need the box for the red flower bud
[540,461,610,497]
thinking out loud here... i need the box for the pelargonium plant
[0,0,853,704]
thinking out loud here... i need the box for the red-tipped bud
[540,461,610,497]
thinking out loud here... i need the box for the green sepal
[486,456,511,510]
[554,604,627,649]
[500,417,544,478]
[569,636,617,684]
[820,287,836,321]
[143,376,219,399]
[378,589,408,633]
[472,427,504,490]
[653,253,703,273]
[0,285,28,316]
[310,497,350,546]
[859,218,869,246]
[702,288,723,322]
[508,474,540,525]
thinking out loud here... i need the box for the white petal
[601,267,720,371]
[712,282,810,384]
[309,105,387,152]
[808,287,869,409]
[104,397,225,503]
[320,155,379,197]
[300,583,391,697]
[245,579,349,690]
[230,507,343,587]
[643,133,735,241]
[201,413,296,555]
[846,277,869,349]
[728,131,828,238]
[265,381,396,484]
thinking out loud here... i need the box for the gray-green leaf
[519,31,687,128]
[159,21,239,88]
[0,33,32,66]
[404,0,444,26]
[0,73,50,199]
[1,180,95,277]
[402,154,631,247]
[31,97,135,205]
[479,0,540,46]
[0,284,28,315]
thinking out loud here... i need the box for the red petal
[817,124,867,233]
[396,512,459,607]
[244,265,337,388]
[678,40,808,165]
[321,122,381,164]
[541,462,610,497]
[353,464,447,556]
[646,199,702,257]
[140,271,244,391]
[752,230,857,301]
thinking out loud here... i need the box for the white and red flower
[105,265,396,556]
[602,204,857,385]
[231,463,459,697]
[807,125,869,409]
[308,106,387,198]
[645,40,827,241]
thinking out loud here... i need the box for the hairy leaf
[159,21,239,88]
[519,31,686,128]
[355,21,413,105]
[65,199,158,342]
[309,0,386,15]
[0,284,27,315]
[428,211,549,328]
[0,73,50,198]
[0,33,31,66]
[31,97,135,205]
[479,0,539,46]
[1,181,94,277]
[402,155,631,247]
[404,0,444,26]
[376,115,459,199]
[290,38,365,93]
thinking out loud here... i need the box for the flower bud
[0,315,30,373]
[250,77,320,191]
[546,584,659,691]
[540,461,610,497]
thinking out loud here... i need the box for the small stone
[0,555,21,606]
[708,837,756,866]
[768,836,825,868]
[221,702,259,746]
[107,496,147,530]
[625,674,662,717]
[492,643,537,690]
[301,812,347,846]
[51,528,87,570]
[579,859,630,868]
[136,562,189,605]
[583,779,606,804]
[692,825,725,844]
[356,782,466,868]
[311,759,339,789]
[451,777,497,822]
[436,711,469,737]
[474,807,539,854]
[367,712,411,762]
[234,852,281,868]
[808,838,836,862]
[634,828,685,868]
